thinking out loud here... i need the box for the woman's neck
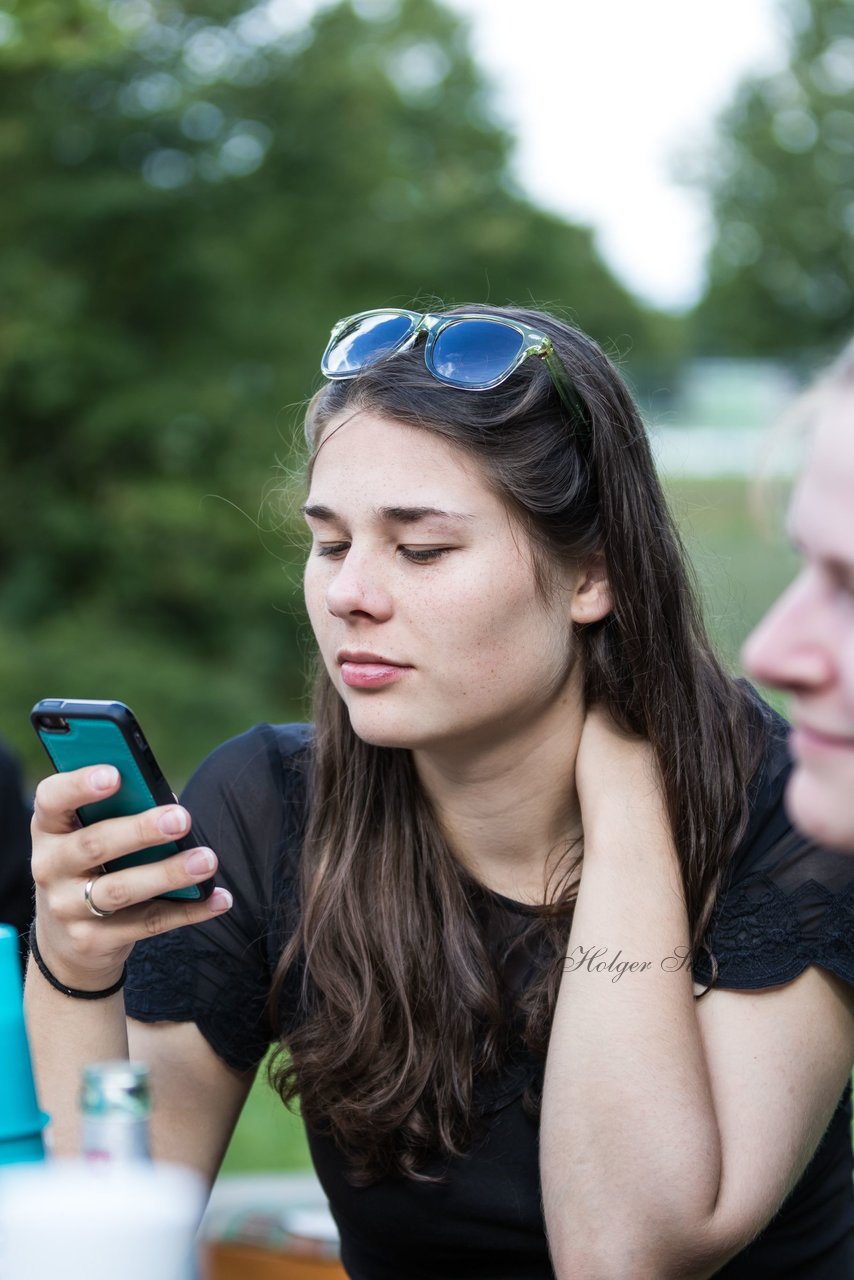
[412,685,585,905]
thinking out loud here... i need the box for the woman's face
[742,391,854,851]
[303,409,603,756]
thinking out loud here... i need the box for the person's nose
[742,569,835,694]
[324,545,394,623]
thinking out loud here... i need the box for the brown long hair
[268,304,767,1185]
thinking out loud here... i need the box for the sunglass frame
[321,308,585,423]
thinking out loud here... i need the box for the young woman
[26,306,854,1279]
[743,335,854,853]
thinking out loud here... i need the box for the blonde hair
[787,333,854,431]
[752,333,854,532]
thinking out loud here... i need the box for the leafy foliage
[694,0,854,358]
[1,0,673,779]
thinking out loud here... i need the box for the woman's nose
[742,570,835,694]
[325,548,393,622]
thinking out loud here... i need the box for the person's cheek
[840,635,854,722]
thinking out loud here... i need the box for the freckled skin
[743,394,854,850]
[303,410,582,758]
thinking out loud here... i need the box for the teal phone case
[34,710,202,902]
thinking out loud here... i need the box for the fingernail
[185,848,215,875]
[91,767,119,791]
[159,807,188,835]
[209,888,232,914]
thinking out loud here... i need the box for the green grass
[663,476,798,711]
[220,1060,312,1174]
[221,475,803,1174]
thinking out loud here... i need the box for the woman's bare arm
[26,762,232,1165]
[129,1020,255,1185]
[540,710,854,1280]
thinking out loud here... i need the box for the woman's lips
[339,660,411,689]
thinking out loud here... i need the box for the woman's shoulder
[178,722,314,858]
[201,721,313,757]
[183,721,313,794]
[695,688,854,991]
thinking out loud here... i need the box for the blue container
[0,924,48,1165]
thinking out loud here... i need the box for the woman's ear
[569,553,613,625]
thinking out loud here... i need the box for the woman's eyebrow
[300,503,336,522]
[300,503,474,524]
[378,505,475,525]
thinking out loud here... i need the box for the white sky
[284,0,789,311]
[444,0,788,311]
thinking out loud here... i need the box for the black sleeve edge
[126,1009,268,1076]
[693,956,854,993]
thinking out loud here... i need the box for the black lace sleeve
[124,722,311,1073]
[692,703,854,992]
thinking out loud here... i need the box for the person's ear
[569,553,612,625]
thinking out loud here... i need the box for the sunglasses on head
[320,308,587,426]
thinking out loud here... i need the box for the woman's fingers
[34,801,194,890]
[126,885,233,938]
[69,877,233,940]
[70,803,192,877]
[81,848,221,917]
[31,882,233,993]
[31,765,226,909]
[30,766,233,996]
[33,764,121,835]
[32,843,232,984]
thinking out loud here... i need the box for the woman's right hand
[31,764,232,991]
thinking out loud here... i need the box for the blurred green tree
[0,0,673,776]
[692,0,854,359]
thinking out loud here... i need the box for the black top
[126,707,854,1279]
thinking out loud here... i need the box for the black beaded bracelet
[28,921,127,1001]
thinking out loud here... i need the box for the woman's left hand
[574,705,668,838]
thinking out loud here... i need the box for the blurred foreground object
[81,1059,152,1163]
[201,1172,345,1280]
[0,1159,205,1280]
[0,923,46,1167]
[0,740,33,966]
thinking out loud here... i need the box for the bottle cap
[81,1060,151,1118]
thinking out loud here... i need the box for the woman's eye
[314,543,452,563]
[400,547,452,564]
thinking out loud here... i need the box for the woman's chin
[346,707,423,751]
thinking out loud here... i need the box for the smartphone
[30,698,215,902]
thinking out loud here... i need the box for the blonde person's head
[743,332,854,851]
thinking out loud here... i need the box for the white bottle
[0,1159,206,1280]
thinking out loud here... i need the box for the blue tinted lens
[430,320,524,387]
[324,313,414,375]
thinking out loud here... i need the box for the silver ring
[84,876,115,919]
